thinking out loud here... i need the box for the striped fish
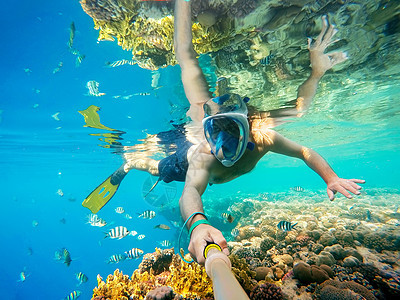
[125,248,144,259]
[277,221,298,232]
[105,226,130,239]
[138,210,156,219]
[221,212,235,223]
[291,186,304,192]
[134,92,151,96]
[154,224,170,230]
[115,207,124,214]
[159,240,172,248]
[64,290,81,300]
[76,272,88,285]
[68,22,75,49]
[107,254,126,264]
[231,228,239,238]
[137,234,145,240]
[75,54,85,67]
[106,59,136,68]
[86,80,105,97]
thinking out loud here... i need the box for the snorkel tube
[204,242,250,300]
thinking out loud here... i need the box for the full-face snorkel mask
[202,94,254,167]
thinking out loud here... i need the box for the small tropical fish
[56,188,64,196]
[87,216,107,227]
[138,210,156,219]
[55,247,72,266]
[291,186,304,192]
[231,228,239,238]
[69,48,80,56]
[277,221,298,232]
[137,234,145,240]
[366,210,371,221]
[159,240,172,248]
[348,205,354,211]
[125,248,144,259]
[221,212,235,223]
[18,271,28,282]
[171,221,180,228]
[115,207,124,214]
[107,254,126,264]
[75,54,85,67]
[129,230,138,237]
[33,88,40,94]
[105,226,130,239]
[60,218,66,224]
[68,22,76,49]
[52,112,61,121]
[259,53,274,65]
[86,80,105,97]
[27,247,33,256]
[64,290,81,300]
[76,272,88,285]
[106,59,136,68]
[32,220,39,227]
[134,92,151,96]
[53,61,63,74]
[33,103,39,109]
[154,224,170,230]
[24,68,32,74]
[125,213,132,219]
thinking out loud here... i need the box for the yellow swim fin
[82,165,127,213]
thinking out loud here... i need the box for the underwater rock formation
[315,279,377,300]
[250,282,283,300]
[80,0,400,106]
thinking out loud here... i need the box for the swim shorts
[156,125,194,183]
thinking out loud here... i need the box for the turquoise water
[1,1,399,299]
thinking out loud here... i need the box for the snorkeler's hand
[327,178,365,201]
[188,224,229,265]
[308,15,348,78]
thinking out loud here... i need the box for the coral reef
[250,282,283,300]
[92,249,214,300]
[145,286,174,300]
[139,248,174,275]
[293,262,332,284]
[315,280,377,300]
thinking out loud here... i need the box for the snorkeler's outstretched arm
[174,0,212,123]
[296,15,348,112]
[179,153,229,265]
[262,130,365,200]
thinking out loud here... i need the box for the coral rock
[250,282,283,300]
[316,280,377,300]
[254,266,273,281]
[145,286,174,300]
[293,262,332,284]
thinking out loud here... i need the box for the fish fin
[292,222,298,229]
[82,165,128,213]
[143,177,161,199]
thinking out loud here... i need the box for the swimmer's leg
[82,157,160,213]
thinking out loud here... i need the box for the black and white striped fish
[115,207,124,214]
[75,54,85,67]
[105,226,130,239]
[106,59,136,68]
[291,186,304,192]
[159,240,172,248]
[64,290,81,300]
[86,80,105,97]
[134,92,151,96]
[125,247,144,259]
[55,248,72,266]
[107,254,127,264]
[138,210,156,219]
[76,272,88,285]
[277,221,298,232]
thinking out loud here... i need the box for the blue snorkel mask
[203,94,254,167]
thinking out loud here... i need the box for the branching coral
[92,249,213,300]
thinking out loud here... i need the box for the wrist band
[178,212,207,263]
[188,219,210,237]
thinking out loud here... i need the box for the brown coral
[315,280,377,300]
[80,0,131,22]
[250,282,283,300]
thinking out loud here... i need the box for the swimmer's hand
[308,15,348,78]
[327,178,365,201]
[188,224,229,265]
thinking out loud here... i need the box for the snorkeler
[82,0,365,265]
